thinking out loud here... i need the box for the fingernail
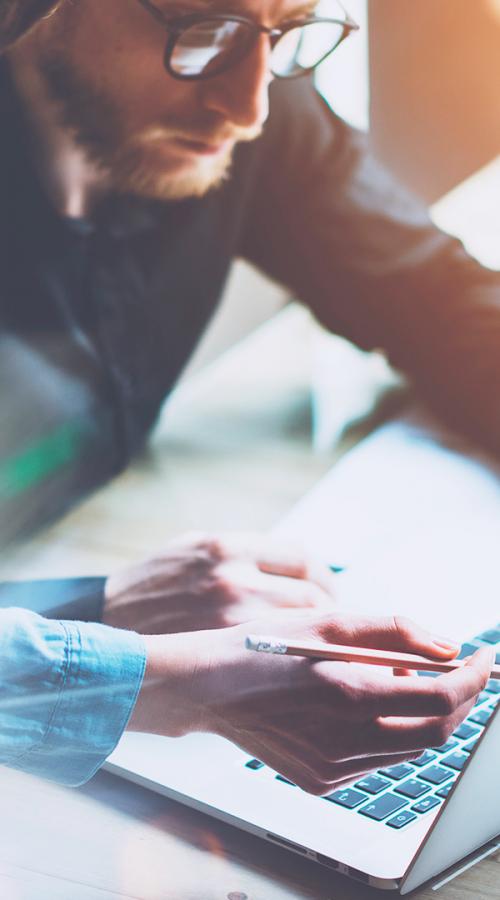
[432,636,460,652]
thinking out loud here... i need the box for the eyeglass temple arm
[136,0,170,27]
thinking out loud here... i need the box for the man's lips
[172,136,233,156]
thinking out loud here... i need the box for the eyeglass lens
[169,19,347,79]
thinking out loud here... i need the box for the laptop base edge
[104,759,402,891]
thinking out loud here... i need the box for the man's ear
[0,0,63,53]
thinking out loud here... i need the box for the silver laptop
[106,413,500,892]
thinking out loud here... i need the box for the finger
[233,736,329,796]
[222,534,337,597]
[362,647,491,749]
[204,532,307,572]
[218,559,336,610]
[321,751,424,787]
[309,646,490,723]
[246,570,334,609]
[266,721,426,782]
[313,612,461,659]
[251,737,425,796]
[257,550,338,600]
[366,693,480,757]
[200,533,338,600]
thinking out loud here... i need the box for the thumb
[314,614,460,659]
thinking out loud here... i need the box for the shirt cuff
[8,618,146,787]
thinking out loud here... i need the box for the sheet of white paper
[276,409,500,641]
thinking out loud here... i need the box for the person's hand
[103,532,338,634]
[0,1,62,52]
[127,610,494,795]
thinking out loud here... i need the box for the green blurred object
[0,422,85,499]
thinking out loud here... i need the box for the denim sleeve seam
[79,632,147,785]
[6,621,72,765]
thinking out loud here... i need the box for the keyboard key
[453,723,481,741]
[436,782,455,799]
[418,765,454,786]
[441,751,468,772]
[378,763,414,781]
[395,779,430,800]
[354,774,392,795]
[245,759,264,770]
[486,679,500,695]
[275,775,295,786]
[463,737,480,753]
[433,738,459,754]
[457,642,480,660]
[468,707,493,726]
[412,796,442,814]
[475,692,491,706]
[326,788,367,809]
[411,750,437,767]
[387,810,418,829]
[359,794,408,821]
[477,628,500,644]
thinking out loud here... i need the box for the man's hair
[0,0,64,52]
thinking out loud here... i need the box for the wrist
[126,629,225,738]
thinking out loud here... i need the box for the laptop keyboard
[244,625,500,830]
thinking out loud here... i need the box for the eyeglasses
[136,0,359,81]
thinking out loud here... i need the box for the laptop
[106,411,500,892]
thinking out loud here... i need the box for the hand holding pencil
[180,609,494,797]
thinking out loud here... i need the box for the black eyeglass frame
[136,0,359,81]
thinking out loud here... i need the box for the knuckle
[180,531,228,561]
[201,536,227,560]
[211,569,237,602]
[433,686,459,717]
[392,615,417,643]
[428,719,453,748]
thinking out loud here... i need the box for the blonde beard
[103,121,262,201]
[107,135,237,201]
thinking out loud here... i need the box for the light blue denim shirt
[0,608,146,786]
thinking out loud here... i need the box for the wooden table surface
[0,307,498,899]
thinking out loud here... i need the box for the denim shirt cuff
[10,620,146,786]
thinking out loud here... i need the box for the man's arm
[239,78,500,453]
[0,532,338,631]
[0,604,492,792]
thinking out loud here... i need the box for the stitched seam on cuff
[8,621,72,765]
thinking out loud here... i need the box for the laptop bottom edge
[104,759,403,891]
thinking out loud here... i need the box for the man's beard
[106,126,236,201]
[38,54,261,201]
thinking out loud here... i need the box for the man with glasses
[0,0,498,787]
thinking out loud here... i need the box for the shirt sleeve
[239,78,500,454]
[0,607,146,786]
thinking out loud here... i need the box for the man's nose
[201,35,272,130]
